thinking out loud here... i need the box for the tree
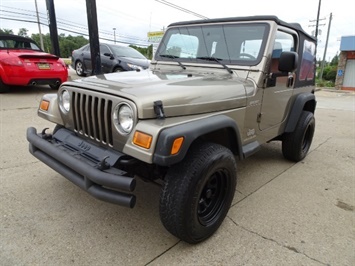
[330,54,339,66]
[129,44,153,59]
[18,28,28,37]
[31,33,89,57]
[0,28,14,34]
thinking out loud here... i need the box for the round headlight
[113,103,134,134]
[60,89,70,113]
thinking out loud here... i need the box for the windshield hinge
[154,101,165,119]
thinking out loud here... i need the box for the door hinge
[257,113,262,123]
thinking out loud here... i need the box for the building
[335,36,355,91]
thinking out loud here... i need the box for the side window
[272,31,295,58]
[100,45,111,55]
[270,30,296,72]
[30,42,41,50]
[299,40,316,81]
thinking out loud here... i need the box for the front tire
[160,142,237,244]
[282,111,315,162]
[113,67,123,73]
[75,61,85,76]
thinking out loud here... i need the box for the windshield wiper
[159,54,186,70]
[196,56,233,74]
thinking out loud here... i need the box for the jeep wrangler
[27,16,317,244]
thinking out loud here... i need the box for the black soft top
[0,33,36,42]
[169,15,315,41]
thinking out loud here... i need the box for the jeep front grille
[72,92,113,146]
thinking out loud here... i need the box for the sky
[0,0,355,61]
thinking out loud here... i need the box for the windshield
[156,23,269,66]
[111,45,147,59]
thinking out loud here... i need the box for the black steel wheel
[282,111,315,162]
[160,142,237,244]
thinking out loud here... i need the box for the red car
[0,34,68,93]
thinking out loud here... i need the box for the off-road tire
[75,61,85,76]
[282,111,315,162]
[159,142,237,244]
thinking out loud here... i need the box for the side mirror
[103,53,114,59]
[267,51,299,88]
[278,51,298,72]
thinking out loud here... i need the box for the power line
[154,0,208,19]
[0,6,150,45]
[0,16,150,46]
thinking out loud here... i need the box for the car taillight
[58,58,67,68]
[0,58,24,66]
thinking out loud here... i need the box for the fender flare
[153,115,243,166]
[284,92,316,133]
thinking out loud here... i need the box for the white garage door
[343,59,355,87]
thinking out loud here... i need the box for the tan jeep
[27,16,317,244]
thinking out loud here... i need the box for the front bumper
[26,127,136,208]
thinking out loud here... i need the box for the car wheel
[0,78,10,93]
[75,61,85,76]
[282,111,315,162]
[113,67,123,73]
[50,83,61,90]
[159,142,237,244]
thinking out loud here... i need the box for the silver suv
[27,16,317,244]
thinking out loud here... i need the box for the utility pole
[86,0,102,75]
[319,13,333,80]
[315,0,322,41]
[34,0,44,50]
[113,28,116,44]
[46,0,60,56]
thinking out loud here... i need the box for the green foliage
[59,34,89,58]
[31,33,89,57]
[322,65,337,82]
[0,28,14,34]
[129,44,153,59]
[330,54,339,66]
[316,78,335,87]
[18,28,28,37]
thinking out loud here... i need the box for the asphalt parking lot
[0,76,354,265]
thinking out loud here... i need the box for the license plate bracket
[37,63,50,70]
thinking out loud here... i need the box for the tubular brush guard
[26,127,136,208]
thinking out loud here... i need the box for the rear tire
[160,142,237,244]
[282,111,315,162]
[0,78,10,93]
[50,83,61,90]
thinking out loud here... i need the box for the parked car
[0,33,68,93]
[71,43,150,76]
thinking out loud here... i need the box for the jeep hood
[69,70,250,119]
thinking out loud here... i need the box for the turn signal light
[171,137,184,155]
[40,100,50,111]
[133,131,152,149]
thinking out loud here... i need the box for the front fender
[37,93,64,125]
[153,115,243,166]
